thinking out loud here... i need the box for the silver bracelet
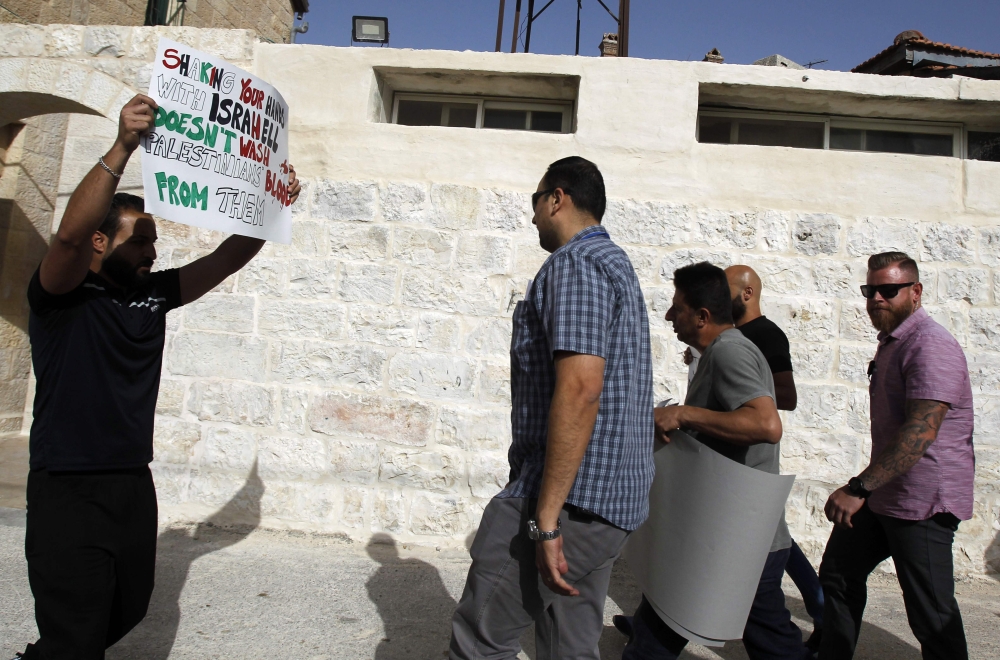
[98,156,122,180]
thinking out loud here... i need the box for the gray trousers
[449,496,629,660]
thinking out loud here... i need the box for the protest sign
[624,431,795,645]
[141,38,293,243]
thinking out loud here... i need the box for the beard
[731,295,747,323]
[868,300,915,333]
[102,252,153,291]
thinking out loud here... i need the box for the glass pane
[830,127,863,151]
[530,111,564,132]
[483,109,528,130]
[396,100,444,127]
[698,116,732,144]
[445,104,478,128]
[736,119,824,149]
[968,132,1000,162]
[865,130,953,156]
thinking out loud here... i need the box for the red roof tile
[853,37,1000,73]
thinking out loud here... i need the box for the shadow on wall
[107,460,264,660]
[366,532,459,659]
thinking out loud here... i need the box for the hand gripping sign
[141,38,293,243]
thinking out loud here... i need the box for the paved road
[2,508,998,659]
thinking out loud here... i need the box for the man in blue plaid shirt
[450,157,654,660]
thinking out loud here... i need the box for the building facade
[1,24,999,576]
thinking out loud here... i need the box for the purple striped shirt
[868,307,975,521]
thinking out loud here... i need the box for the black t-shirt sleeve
[741,318,793,374]
[27,267,79,316]
[151,268,183,312]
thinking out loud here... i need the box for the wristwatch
[847,476,872,499]
[527,518,562,541]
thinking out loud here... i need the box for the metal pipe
[524,0,535,52]
[575,0,581,56]
[510,0,522,53]
[619,0,630,57]
[495,0,506,52]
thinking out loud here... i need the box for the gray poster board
[624,430,795,645]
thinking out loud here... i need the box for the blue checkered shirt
[498,224,654,531]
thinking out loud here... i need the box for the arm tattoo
[860,399,949,491]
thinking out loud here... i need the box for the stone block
[788,384,848,430]
[620,245,661,284]
[416,313,461,352]
[278,388,309,434]
[789,343,833,381]
[272,220,325,258]
[969,309,1000,351]
[762,298,836,343]
[269,341,385,390]
[258,300,347,340]
[197,28,255,61]
[741,256,813,296]
[811,259,859,297]
[258,435,327,480]
[168,332,267,381]
[392,227,455,268]
[781,432,863,484]
[326,438,379,484]
[400,272,502,316]
[469,453,509,499]
[338,263,397,304]
[436,406,511,452]
[153,417,201,465]
[923,304,969,347]
[238,258,286,297]
[481,189,529,231]
[347,305,415,347]
[846,388,871,435]
[973,396,1000,444]
[837,344,875,386]
[341,486,370,529]
[183,295,254,332]
[464,317,512,357]
[660,249,733,282]
[388,353,475,399]
[290,179,312,219]
[329,224,389,261]
[198,427,257,472]
[846,217,921,257]
[646,286,676,331]
[937,268,990,304]
[603,199,691,246]
[840,301,878,343]
[83,26,131,58]
[156,379,186,417]
[793,213,841,256]
[758,210,790,252]
[969,352,1000,396]
[456,234,513,274]
[978,227,1000,267]
[379,446,464,493]
[478,360,511,404]
[513,236,548,280]
[372,489,407,533]
[380,181,428,223]
[921,223,975,263]
[409,492,473,536]
[696,208,758,249]
[187,381,275,427]
[0,25,45,57]
[312,180,377,222]
[429,183,481,230]
[308,392,435,446]
[288,258,338,299]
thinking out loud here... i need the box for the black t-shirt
[736,315,793,374]
[27,268,183,471]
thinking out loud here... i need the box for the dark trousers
[786,539,824,626]
[623,548,810,660]
[22,467,158,660]
[817,503,967,660]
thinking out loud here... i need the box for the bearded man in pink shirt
[819,251,974,660]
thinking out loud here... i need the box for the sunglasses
[860,282,915,299]
[532,187,572,209]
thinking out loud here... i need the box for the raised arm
[534,351,605,597]
[177,166,300,305]
[39,95,156,294]
[655,395,782,446]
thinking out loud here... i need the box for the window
[968,131,1000,162]
[393,94,572,133]
[697,109,962,158]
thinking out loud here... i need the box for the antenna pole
[575,0,581,55]
[495,0,506,52]
[524,0,536,52]
[510,0,522,52]
[617,0,630,56]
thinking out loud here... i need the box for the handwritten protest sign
[141,38,293,243]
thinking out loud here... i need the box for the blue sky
[295,1,999,71]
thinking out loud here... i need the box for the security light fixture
[352,16,389,45]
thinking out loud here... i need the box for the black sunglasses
[860,282,915,299]
[532,187,572,209]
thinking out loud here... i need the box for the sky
[295,1,999,71]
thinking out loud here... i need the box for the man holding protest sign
[14,93,299,659]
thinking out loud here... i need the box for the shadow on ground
[106,461,264,659]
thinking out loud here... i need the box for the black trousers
[817,503,967,660]
[22,467,158,660]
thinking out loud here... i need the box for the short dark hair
[673,261,734,325]
[98,193,145,242]
[868,251,920,282]
[542,156,606,222]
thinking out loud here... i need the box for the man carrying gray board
[448,157,654,659]
[621,262,811,660]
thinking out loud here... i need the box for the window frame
[697,108,964,158]
[392,93,574,133]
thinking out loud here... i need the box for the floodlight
[352,16,389,45]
